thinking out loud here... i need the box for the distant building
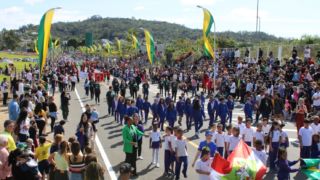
[101,39,112,44]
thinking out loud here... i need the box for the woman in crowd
[0,134,12,180]
[48,140,69,180]
[15,108,30,142]
[48,96,58,132]
[76,114,93,152]
[133,113,144,160]
[84,153,105,180]
[34,103,48,137]
[66,141,86,180]
[60,91,71,121]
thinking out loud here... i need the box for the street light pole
[256,0,259,59]
[258,17,261,48]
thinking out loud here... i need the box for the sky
[0,0,319,39]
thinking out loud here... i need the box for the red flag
[94,73,103,82]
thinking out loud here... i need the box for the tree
[51,36,60,46]
[67,37,80,49]
[3,30,21,50]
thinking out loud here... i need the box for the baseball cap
[17,143,28,150]
[26,138,34,146]
[120,163,134,174]
[205,131,214,136]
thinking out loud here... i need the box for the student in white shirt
[224,125,232,159]
[242,118,254,147]
[227,127,241,156]
[150,121,162,167]
[15,108,30,142]
[210,124,216,142]
[262,118,270,151]
[195,148,214,180]
[215,124,225,157]
[310,116,320,134]
[252,140,267,166]
[268,121,281,172]
[235,117,245,136]
[71,75,77,91]
[175,128,188,179]
[253,123,265,150]
[164,126,173,176]
[279,124,289,149]
[299,119,313,161]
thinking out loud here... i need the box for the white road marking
[75,87,117,180]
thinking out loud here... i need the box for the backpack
[13,124,20,135]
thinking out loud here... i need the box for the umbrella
[0,59,14,64]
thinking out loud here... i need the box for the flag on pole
[38,8,60,75]
[107,43,112,58]
[199,7,214,59]
[142,29,154,65]
[34,39,39,54]
[117,40,122,57]
[301,159,320,179]
[210,140,267,179]
[132,35,140,54]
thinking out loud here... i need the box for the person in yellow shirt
[35,137,53,180]
[1,120,16,152]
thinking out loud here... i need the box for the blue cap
[205,131,213,136]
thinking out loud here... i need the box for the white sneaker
[138,156,143,160]
[156,163,160,168]
[152,161,155,164]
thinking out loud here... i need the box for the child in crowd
[215,124,225,157]
[164,126,173,176]
[16,152,42,178]
[176,96,185,126]
[165,93,172,106]
[143,97,151,123]
[280,124,289,149]
[224,125,232,159]
[158,98,166,131]
[235,117,245,137]
[207,96,217,128]
[169,126,179,176]
[195,148,214,179]
[90,107,99,131]
[226,95,234,125]
[112,95,119,122]
[184,98,192,131]
[310,116,319,134]
[253,123,264,149]
[35,137,53,180]
[262,118,270,150]
[200,92,205,108]
[136,94,144,120]
[227,127,241,156]
[242,118,254,147]
[117,96,125,125]
[252,140,267,166]
[244,97,253,122]
[276,147,301,179]
[151,99,159,122]
[84,146,93,155]
[210,124,216,142]
[127,100,139,117]
[268,121,281,172]
[150,121,162,168]
[53,120,66,137]
[156,93,161,103]
[218,97,230,131]
[311,134,320,158]
[175,128,188,180]
[298,119,313,161]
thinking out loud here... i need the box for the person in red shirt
[89,71,93,80]
[307,57,315,65]
[106,71,111,85]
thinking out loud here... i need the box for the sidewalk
[0,105,8,133]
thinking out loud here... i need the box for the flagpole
[213,21,216,94]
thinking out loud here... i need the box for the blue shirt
[244,103,253,116]
[136,98,143,109]
[8,100,19,121]
[166,106,177,119]
[165,97,171,106]
[176,101,184,112]
[143,101,151,111]
[197,140,217,157]
[53,125,65,137]
[151,103,158,115]
[127,106,139,117]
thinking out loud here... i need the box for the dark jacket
[259,98,273,112]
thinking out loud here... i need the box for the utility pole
[256,0,259,59]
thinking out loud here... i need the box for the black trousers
[138,138,142,156]
[71,82,75,91]
[50,115,56,132]
[121,90,125,98]
[95,91,100,103]
[125,145,137,174]
[108,102,113,115]
[132,90,137,99]
[90,87,94,100]
[172,90,177,102]
[3,92,8,105]
[240,91,246,103]
[18,133,27,142]
[36,120,45,137]
[160,88,163,95]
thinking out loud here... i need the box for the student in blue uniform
[192,94,200,106]
[127,100,139,117]
[200,91,205,108]
[268,121,281,172]
[142,80,149,99]
[136,94,144,120]
[151,99,159,122]
[112,94,119,122]
[192,99,206,136]
[218,97,230,131]
[166,100,177,134]
[226,95,234,125]
[184,98,193,131]
[165,93,172,106]
[276,147,301,180]
[157,98,166,131]
[311,134,320,158]
[181,93,186,103]
[244,97,253,122]
[214,96,221,121]
[207,96,217,128]
[117,96,125,125]
[176,96,184,126]
[143,97,151,124]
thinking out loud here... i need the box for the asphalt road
[60,74,310,180]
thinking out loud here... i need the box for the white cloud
[0,7,87,30]
[180,0,223,6]
[134,6,145,11]
[24,0,43,5]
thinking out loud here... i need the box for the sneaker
[138,156,143,160]
[183,173,187,178]
[152,161,155,164]
[156,163,160,168]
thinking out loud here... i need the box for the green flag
[301,159,320,179]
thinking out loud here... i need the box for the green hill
[19,15,290,44]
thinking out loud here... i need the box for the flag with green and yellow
[199,7,214,59]
[142,29,154,65]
